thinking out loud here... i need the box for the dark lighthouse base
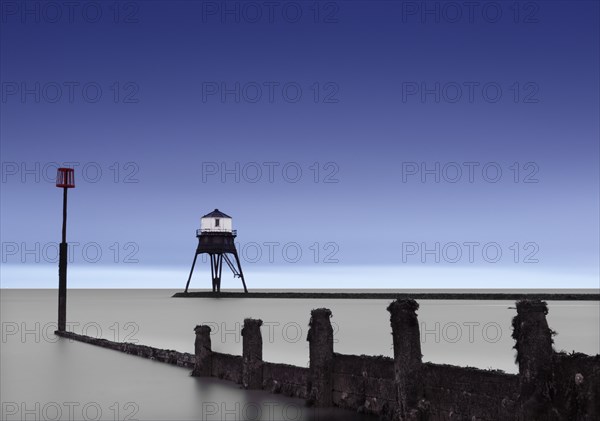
[184,230,247,293]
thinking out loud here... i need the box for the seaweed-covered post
[192,325,212,376]
[307,308,334,407]
[512,300,556,420]
[242,318,263,389]
[388,299,424,420]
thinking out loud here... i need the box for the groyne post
[192,325,212,376]
[513,300,556,420]
[307,308,334,407]
[242,318,263,389]
[388,299,425,420]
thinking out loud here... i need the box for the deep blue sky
[1,0,598,288]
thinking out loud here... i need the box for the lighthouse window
[215,219,220,227]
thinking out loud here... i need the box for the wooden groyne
[54,330,196,368]
[56,299,600,420]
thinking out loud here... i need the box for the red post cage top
[56,168,75,188]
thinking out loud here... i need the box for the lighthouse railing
[196,228,237,236]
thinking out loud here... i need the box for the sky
[1,0,599,288]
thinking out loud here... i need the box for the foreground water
[1,289,598,420]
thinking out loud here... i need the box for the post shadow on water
[191,376,379,421]
[46,337,377,421]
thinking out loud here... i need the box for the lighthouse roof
[202,209,232,219]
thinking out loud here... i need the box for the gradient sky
[1,0,598,288]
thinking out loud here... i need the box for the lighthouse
[184,209,248,293]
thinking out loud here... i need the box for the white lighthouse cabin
[199,209,235,235]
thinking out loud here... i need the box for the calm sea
[1,289,598,420]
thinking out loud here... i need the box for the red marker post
[56,168,75,332]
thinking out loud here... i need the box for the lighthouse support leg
[184,252,199,293]
[217,254,223,293]
[210,254,224,293]
[233,252,248,293]
[210,254,217,292]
